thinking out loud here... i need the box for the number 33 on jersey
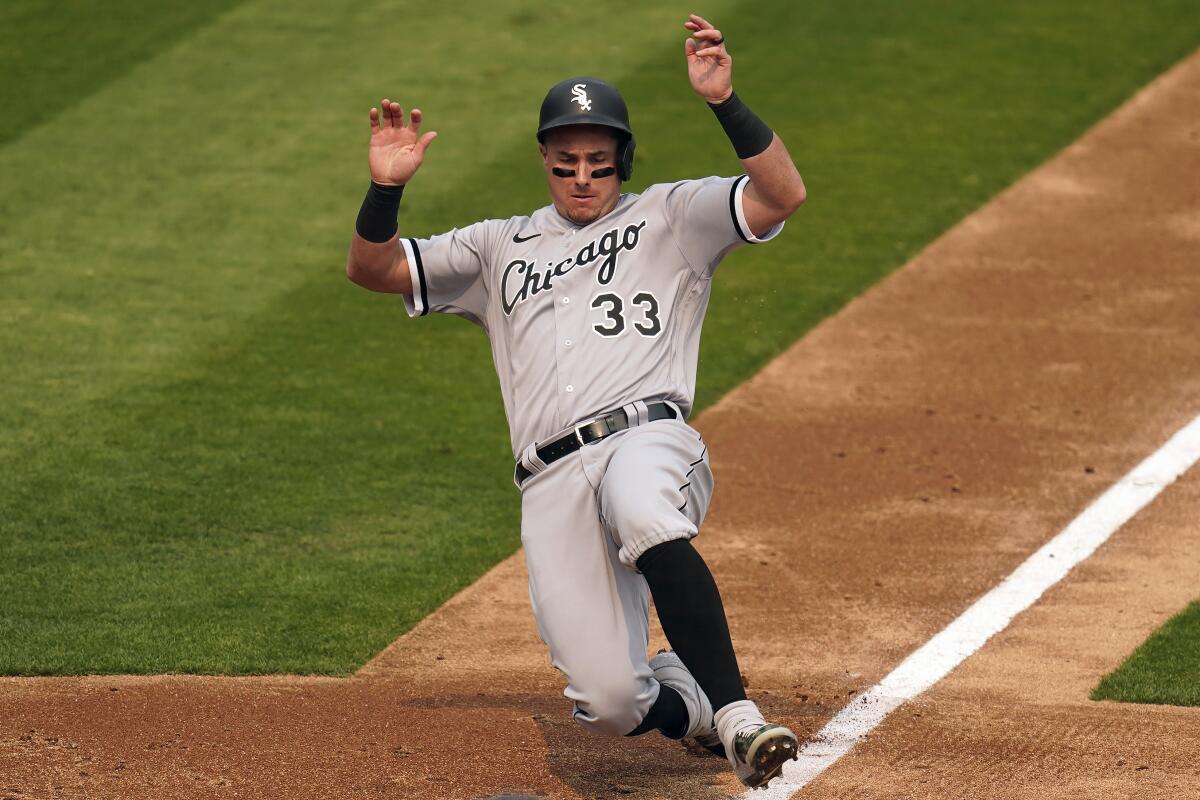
[399,175,784,458]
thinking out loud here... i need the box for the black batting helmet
[537,77,636,182]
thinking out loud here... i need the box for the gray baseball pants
[516,400,714,736]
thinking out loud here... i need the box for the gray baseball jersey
[400,175,783,457]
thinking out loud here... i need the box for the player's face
[539,126,622,225]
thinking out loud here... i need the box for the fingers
[689,28,724,52]
[415,130,438,157]
[686,41,727,59]
[369,98,429,136]
[684,14,725,56]
[690,28,724,42]
[380,99,403,128]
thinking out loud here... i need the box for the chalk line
[745,413,1200,799]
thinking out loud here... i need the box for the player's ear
[538,142,548,164]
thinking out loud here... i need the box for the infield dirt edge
[2,46,1199,800]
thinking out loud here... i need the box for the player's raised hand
[684,14,732,104]
[368,99,438,186]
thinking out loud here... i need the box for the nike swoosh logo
[512,232,541,243]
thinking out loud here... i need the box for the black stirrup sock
[626,683,688,738]
[637,539,748,712]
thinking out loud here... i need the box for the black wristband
[707,92,774,159]
[355,181,405,243]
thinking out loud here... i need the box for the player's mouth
[572,194,595,203]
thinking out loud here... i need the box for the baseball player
[346,14,807,790]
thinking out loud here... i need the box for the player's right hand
[368,99,438,186]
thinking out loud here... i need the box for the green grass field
[1093,601,1200,705]
[2,0,1198,675]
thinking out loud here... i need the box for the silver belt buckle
[574,415,611,446]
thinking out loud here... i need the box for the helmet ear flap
[618,135,635,182]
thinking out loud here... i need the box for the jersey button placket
[553,259,582,417]
[556,294,577,401]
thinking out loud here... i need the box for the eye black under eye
[551,166,616,179]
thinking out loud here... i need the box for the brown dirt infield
[3,49,1199,800]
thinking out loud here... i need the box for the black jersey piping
[677,481,692,513]
[729,175,751,243]
[406,238,430,316]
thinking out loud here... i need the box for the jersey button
[562,297,571,305]
[564,339,573,347]
[565,384,575,393]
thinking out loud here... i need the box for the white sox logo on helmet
[570,83,592,112]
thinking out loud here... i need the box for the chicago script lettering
[501,220,647,315]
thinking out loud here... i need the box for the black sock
[637,539,748,712]
[626,683,688,739]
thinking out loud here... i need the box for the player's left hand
[684,14,732,104]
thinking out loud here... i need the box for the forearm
[710,93,805,213]
[346,232,410,294]
[345,181,412,294]
[740,134,806,211]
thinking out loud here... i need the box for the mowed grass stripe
[687,3,1200,410]
[0,0,728,451]
[0,0,741,675]
[0,0,247,146]
[3,1,1199,674]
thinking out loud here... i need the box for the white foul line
[746,413,1200,799]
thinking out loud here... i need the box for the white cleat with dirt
[727,723,799,789]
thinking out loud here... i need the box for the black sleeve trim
[728,175,750,243]
[406,238,430,317]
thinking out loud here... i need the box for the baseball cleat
[649,650,714,741]
[693,728,726,759]
[727,723,799,789]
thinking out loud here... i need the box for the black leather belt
[515,401,678,485]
